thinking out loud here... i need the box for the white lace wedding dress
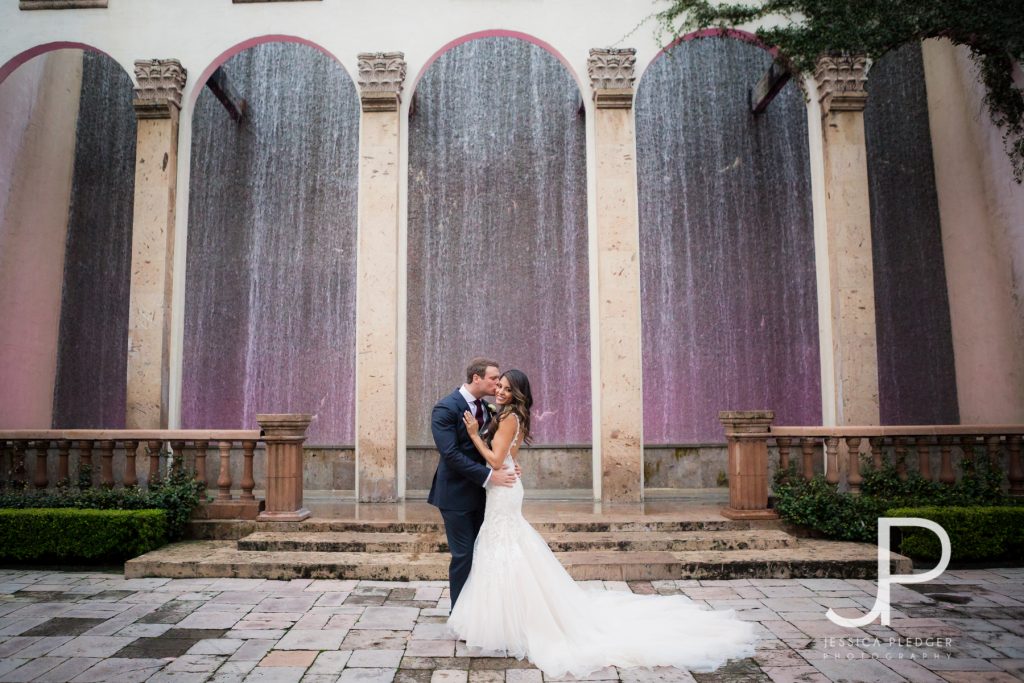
[448,417,758,677]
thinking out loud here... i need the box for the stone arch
[411,29,585,99]
[634,29,821,446]
[181,36,361,446]
[0,42,136,429]
[405,31,592,459]
[189,34,355,108]
[0,41,121,85]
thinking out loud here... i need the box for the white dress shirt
[459,384,492,487]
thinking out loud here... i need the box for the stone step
[236,529,797,553]
[190,517,763,540]
[125,539,911,581]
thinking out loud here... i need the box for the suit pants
[439,507,486,608]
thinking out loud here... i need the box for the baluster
[195,440,208,488]
[217,440,232,500]
[869,437,883,470]
[56,440,71,485]
[846,436,863,495]
[916,437,932,481]
[170,441,185,476]
[98,440,114,488]
[985,436,1002,470]
[241,440,256,500]
[894,437,908,481]
[147,440,162,486]
[79,440,93,488]
[959,435,977,477]
[776,437,791,471]
[800,438,815,481]
[0,441,9,486]
[938,436,955,485]
[33,440,50,489]
[825,437,840,485]
[1008,435,1023,496]
[12,441,26,487]
[123,441,138,487]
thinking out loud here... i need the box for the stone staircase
[125,516,911,580]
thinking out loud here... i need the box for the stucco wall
[0,50,82,428]
[922,39,1024,424]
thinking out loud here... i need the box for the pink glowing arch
[0,41,122,86]
[640,27,782,85]
[412,29,584,97]
[190,34,354,108]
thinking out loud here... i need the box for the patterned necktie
[474,398,484,430]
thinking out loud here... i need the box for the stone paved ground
[0,568,1021,683]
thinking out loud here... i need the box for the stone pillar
[719,411,777,520]
[589,48,644,503]
[354,52,406,502]
[125,59,185,429]
[257,414,312,521]
[814,55,880,426]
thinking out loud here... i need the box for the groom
[428,357,519,607]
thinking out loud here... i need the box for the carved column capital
[358,52,406,113]
[814,54,868,115]
[588,47,636,109]
[133,59,187,119]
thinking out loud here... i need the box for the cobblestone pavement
[0,568,1021,682]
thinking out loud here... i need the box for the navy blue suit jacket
[427,389,492,511]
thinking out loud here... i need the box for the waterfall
[183,42,360,445]
[407,37,591,446]
[636,36,821,443]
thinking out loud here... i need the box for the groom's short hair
[466,357,499,383]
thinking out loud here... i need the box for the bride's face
[494,377,512,406]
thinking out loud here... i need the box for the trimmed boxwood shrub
[0,508,167,562]
[772,456,1021,543]
[886,506,1024,561]
[0,466,201,540]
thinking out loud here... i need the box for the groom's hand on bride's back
[489,467,518,487]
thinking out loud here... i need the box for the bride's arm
[462,412,515,470]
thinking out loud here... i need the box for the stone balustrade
[0,414,311,521]
[720,410,1024,520]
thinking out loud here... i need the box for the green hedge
[0,508,168,562]
[0,466,202,540]
[886,506,1024,561]
[771,457,1020,543]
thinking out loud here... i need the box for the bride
[448,369,758,678]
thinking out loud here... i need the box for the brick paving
[0,568,1020,682]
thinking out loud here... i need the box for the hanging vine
[655,0,1024,182]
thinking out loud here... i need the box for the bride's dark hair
[482,369,532,446]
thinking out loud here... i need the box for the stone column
[355,52,406,502]
[125,59,186,429]
[814,55,880,427]
[257,414,312,521]
[589,48,644,503]
[719,411,777,520]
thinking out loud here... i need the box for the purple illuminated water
[407,37,590,446]
[636,37,821,444]
[865,43,958,425]
[183,42,359,445]
[52,51,136,428]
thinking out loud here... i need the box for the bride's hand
[462,410,480,438]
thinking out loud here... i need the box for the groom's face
[475,366,500,397]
